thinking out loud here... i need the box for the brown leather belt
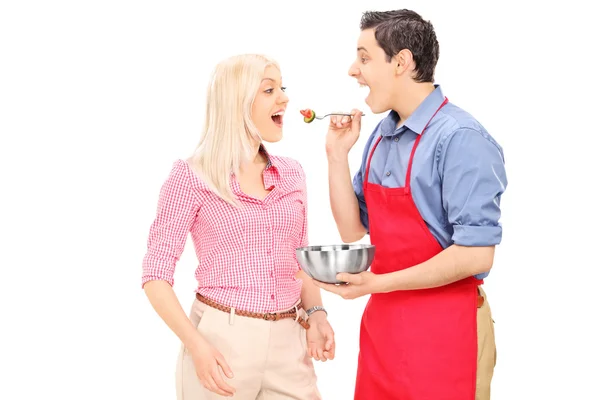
[196,293,310,329]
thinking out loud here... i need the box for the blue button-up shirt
[353,85,507,280]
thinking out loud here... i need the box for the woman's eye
[265,87,286,94]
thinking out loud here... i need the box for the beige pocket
[296,317,318,390]
[299,321,308,356]
[182,300,211,356]
[194,301,233,363]
[177,300,212,399]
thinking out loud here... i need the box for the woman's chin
[261,130,283,143]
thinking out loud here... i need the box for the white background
[1,0,599,399]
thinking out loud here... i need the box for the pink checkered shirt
[141,152,308,313]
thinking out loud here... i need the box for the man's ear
[394,49,414,75]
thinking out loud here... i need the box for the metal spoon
[313,112,365,120]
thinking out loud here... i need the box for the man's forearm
[378,245,495,292]
[327,155,366,242]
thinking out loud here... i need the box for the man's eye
[281,86,286,92]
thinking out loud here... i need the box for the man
[314,9,507,400]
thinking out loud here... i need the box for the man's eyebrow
[357,46,368,52]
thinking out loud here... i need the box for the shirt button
[386,171,391,176]
[394,137,399,142]
[270,272,274,277]
[271,294,274,300]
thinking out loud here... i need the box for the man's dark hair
[360,9,439,83]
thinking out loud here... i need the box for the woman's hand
[306,312,336,362]
[189,337,236,397]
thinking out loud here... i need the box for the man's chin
[366,101,387,114]
[365,94,386,114]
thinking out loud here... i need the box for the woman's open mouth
[271,111,284,127]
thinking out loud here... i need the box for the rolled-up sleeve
[439,128,507,246]
[298,165,309,250]
[353,169,370,232]
[141,160,199,287]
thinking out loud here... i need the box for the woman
[141,54,334,399]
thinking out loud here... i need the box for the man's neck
[393,82,436,122]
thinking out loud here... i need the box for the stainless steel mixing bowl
[296,244,376,284]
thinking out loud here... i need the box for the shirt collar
[379,84,446,136]
[229,144,277,178]
[259,143,276,170]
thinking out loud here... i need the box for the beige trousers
[476,286,497,400]
[176,299,321,400]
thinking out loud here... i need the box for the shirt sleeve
[291,161,309,273]
[352,169,370,232]
[439,128,508,246]
[141,160,200,287]
[298,165,309,250]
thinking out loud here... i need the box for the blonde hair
[189,54,280,206]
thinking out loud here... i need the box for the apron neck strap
[364,135,382,187]
[364,97,449,193]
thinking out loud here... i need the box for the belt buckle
[263,312,276,321]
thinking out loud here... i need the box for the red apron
[355,97,482,399]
